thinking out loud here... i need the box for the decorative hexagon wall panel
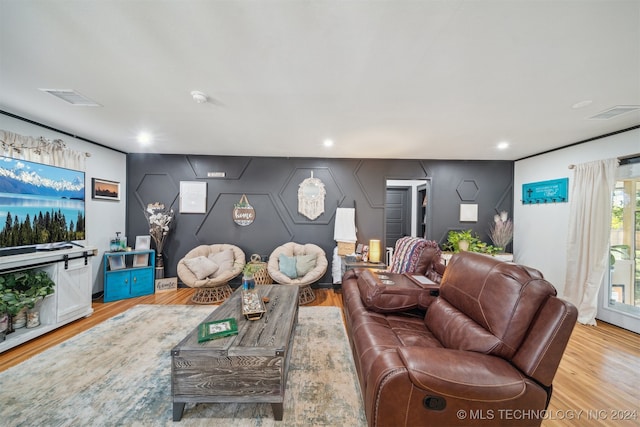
[134,173,179,211]
[456,179,479,201]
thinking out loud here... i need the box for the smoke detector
[190,91,208,104]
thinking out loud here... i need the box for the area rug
[0,304,366,426]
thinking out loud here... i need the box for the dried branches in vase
[489,211,513,252]
[145,202,174,257]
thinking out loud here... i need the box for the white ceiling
[1,0,639,160]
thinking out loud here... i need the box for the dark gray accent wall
[126,155,513,285]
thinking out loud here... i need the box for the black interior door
[385,187,411,249]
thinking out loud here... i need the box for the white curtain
[564,158,618,325]
[0,129,87,171]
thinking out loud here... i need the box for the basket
[337,241,356,256]
[249,261,273,284]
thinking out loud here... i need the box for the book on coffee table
[198,317,238,343]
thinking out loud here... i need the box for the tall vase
[155,253,165,279]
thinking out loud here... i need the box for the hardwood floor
[1,287,638,427]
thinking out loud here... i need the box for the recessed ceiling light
[190,90,208,104]
[323,138,334,147]
[137,132,152,144]
[497,141,509,150]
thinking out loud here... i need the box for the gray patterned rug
[0,304,366,426]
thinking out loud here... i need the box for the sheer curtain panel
[564,158,618,325]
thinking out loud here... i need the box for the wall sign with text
[522,178,569,204]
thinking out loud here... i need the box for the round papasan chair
[267,242,328,305]
[177,244,245,304]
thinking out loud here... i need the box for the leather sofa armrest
[397,347,527,401]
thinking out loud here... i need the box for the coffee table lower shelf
[171,285,299,421]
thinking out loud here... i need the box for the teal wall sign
[522,178,569,204]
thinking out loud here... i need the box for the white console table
[0,245,97,353]
[440,252,514,266]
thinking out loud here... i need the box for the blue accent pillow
[279,254,297,279]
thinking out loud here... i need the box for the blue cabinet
[103,250,155,302]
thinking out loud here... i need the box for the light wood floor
[1,288,638,427]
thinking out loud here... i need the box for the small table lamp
[369,239,381,263]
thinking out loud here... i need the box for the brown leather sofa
[342,251,577,427]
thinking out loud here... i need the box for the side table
[337,257,386,291]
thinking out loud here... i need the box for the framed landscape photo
[92,178,120,201]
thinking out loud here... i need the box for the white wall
[514,128,639,297]
[0,114,127,294]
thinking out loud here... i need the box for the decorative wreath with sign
[298,171,326,220]
[233,194,255,226]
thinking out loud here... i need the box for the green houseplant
[444,230,501,255]
[0,269,55,333]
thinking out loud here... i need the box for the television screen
[0,156,85,248]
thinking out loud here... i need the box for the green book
[198,318,239,343]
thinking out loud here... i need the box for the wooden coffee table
[171,285,299,421]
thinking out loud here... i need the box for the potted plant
[443,230,502,255]
[444,229,476,253]
[0,270,55,331]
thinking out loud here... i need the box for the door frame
[385,179,431,252]
[596,161,640,334]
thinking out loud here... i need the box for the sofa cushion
[183,255,219,280]
[413,242,442,275]
[295,254,316,277]
[279,254,298,278]
[208,249,234,278]
[426,252,557,360]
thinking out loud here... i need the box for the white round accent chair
[267,242,328,305]
[177,244,245,304]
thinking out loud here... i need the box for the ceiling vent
[39,89,101,106]
[588,105,640,120]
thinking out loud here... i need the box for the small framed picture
[180,181,207,213]
[133,253,149,267]
[92,178,120,201]
[459,203,478,222]
[356,243,364,254]
[108,254,125,270]
[135,235,151,250]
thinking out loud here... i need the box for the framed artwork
[180,181,207,213]
[459,204,478,222]
[135,235,151,250]
[92,178,120,201]
[133,253,149,267]
[108,255,125,270]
